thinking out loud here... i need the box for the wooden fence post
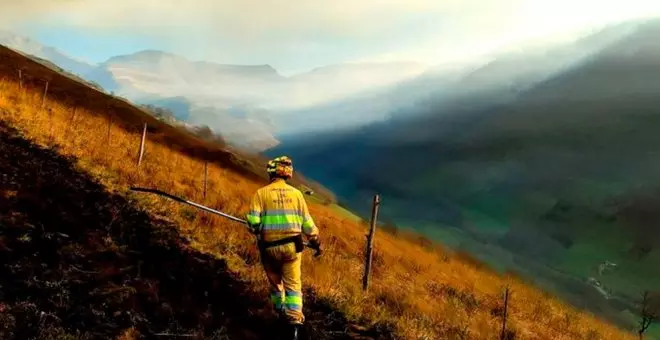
[137,123,147,166]
[48,108,54,142]
[203,161,209,199]
[106,114,113,143]
[362,194,380,291]
[500,286,511,340]
[66,107,78,141]
[18,69,22,90]
[41,81,49,108]
[70,107,78,125]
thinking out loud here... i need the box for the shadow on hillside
[0,121,391,340]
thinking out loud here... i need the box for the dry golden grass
[0,50,636,339]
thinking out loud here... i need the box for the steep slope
[0,44,641,339]
[0,121,281,339]
[272,18,660,334]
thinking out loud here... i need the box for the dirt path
[0,121,392,340]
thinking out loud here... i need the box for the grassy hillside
[0,120,323,339]
[0,45,641,339]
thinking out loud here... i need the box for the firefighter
[246,156,321,339]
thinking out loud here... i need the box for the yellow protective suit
[246,178,319,324]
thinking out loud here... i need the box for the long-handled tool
[129,187,321,256]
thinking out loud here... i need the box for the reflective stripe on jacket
[246,179,319,242]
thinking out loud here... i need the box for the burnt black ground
[0,121,394,340]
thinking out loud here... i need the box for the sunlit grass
[0,76,638,339]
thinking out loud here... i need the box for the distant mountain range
[0,31,427,151]
[270,18,660,331]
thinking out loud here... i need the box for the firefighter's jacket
[246,178,319,243]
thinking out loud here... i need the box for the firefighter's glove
[308,237,322,257]
[248,224,262,235]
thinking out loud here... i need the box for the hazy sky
[2,0,660,75]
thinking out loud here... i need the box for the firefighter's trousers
[260,242,304,324]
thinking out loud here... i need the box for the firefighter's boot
[288,323,301,340]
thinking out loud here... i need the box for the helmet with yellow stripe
[267,156,293,180]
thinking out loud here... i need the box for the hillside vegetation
[0,45,638,339]
[0,119,315,339]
